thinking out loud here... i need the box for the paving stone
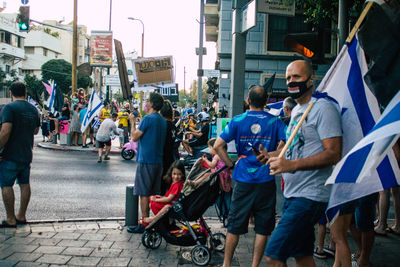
[98,257,132,266]
[53,223,77,232]
[128,258,161,267]
[5,252,42,263]
[96,228,124,235]
[3,237,36,245]
[84,240,114,249]
[67,256,101,266]
[119,248,149,258]
[61,246,93,256]
[34,245,65,254]
[30,226,55,233]
[0,234,11,243]
[90,247,122,257]
[31,238,61,246]
[29,231,57,238]
[7,244,39,253]
[53,232,82,240]
[78,233,105,241]
[0,249,14,260]
[75,222,99,230]
[57,239,87,247]
[98,221,123,229]
[15,261,49,267]
[35,254,71,265]
[104,233,132,241]
[111,241,138,250]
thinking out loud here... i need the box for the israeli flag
[27,96,40,112]
[45,81,57,115]
[316,36,400,222]
[81,89,103,133]
[267,101,285,117]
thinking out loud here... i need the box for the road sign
[21,0,29,5]
[242,0,257,33]
[203,69,220,78]
[105,75,121,86]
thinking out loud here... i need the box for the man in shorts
[263,60,342,266]
[127,92,166,234]
[214,85,286,267]
[0,81,40,227]
[182,114,210,155]
[79,103,90,148]
[95,113,119,162]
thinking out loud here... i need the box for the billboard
[90,31,113,67]
[132,56,174,88]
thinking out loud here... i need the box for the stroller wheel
[191,245,211,266]
[147,231,162,249]
[211,233,226,252]
[121,148,135,160]
[141,231,150,248]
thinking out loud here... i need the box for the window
[0,31,5,43]
[25,47,34,54]
[5,65,10,74]
[43,48,48,56]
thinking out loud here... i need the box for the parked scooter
[121,140,138,160]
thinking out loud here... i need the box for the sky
[4,0,218,91]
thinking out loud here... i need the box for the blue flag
[80,89,103,133]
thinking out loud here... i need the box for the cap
[133,104,139,109]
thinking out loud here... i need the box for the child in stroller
[141,158,229,266]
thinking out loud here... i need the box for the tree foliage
[0,69,19,98]
[41,59,72,95]
[24,74,43,105]
[296,0,364,26]
[77,74,92,89]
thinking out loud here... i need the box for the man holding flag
[262,60,343,267]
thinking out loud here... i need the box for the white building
[22,29,62,78]
[0,13,25,101]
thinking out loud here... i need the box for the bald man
[263,60,342,267]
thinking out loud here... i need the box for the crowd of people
[1,58,399,267]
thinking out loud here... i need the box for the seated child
[187,138,231,192]
[144,160,186,224]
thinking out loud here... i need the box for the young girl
[144,160,186,224]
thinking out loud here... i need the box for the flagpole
[277,101,315,159]
[346,1,374,43]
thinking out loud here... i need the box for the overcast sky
[5,0,218,91]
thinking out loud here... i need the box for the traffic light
[206,77,218,94]
[284,28,326,64]
[18,6,30,32]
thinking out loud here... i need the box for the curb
[37,142,121,154]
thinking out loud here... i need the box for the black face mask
[287,76,312,99]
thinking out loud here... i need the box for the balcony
[204,1,219,42]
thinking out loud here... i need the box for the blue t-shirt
[79,108,87,124]
[220,111,286,183]
[136,112,167,164]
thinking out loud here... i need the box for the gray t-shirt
[96,118,116,142]
[283,97,342,202]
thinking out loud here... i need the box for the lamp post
[128,17,144,57]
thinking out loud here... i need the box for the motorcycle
[121,140,138,160]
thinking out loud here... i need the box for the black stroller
[141,159,228,266]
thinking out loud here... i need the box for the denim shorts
[265,197,327,262]
[228,179,276,236]
[134,163,163,196]
[0,160,31,188]
[354,193,378,231]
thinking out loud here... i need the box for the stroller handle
[209,164,229,180]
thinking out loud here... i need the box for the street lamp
[128,17,144,57]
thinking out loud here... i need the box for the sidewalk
[0,218,399,266]
[37,138,122,155]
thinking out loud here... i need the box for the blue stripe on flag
[377,157,398,188]
[373,102,400,130]
[336,143,373,183]
[347,39,375,135]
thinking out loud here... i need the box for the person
[220,104,228,118]
[71,93,79,107]
[263,60,342,267]
[95,113,119,163]
[160,100,177,194]
[77,88,86,105]
[69,104,81,146]
[213,85,286,267]
[282,96,296,125]
[182,115,209,156]
[98,101,111,123]
[79,103,89,148]
[54,97,70,134]
[127,92,167,234]
[117,106,130,145]
[0,81,40,227]
[144,160,185,224]
[41,110,51,142]
[132,104,140,119]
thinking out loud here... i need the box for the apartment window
[43,48,48,56]
[4,32,11,44]
[0,31,5,43]
[25,47,34,54]
[5,65,11,74]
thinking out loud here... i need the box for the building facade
[205,0,337,110]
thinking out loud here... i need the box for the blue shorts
[265,197,327,262]
[354,193,378,231]
[134,163,163,196]
[0,160,31,188]
[228,179,276,235]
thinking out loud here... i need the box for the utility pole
[184,66,186,96]
[338,0,348,50]
[72,0,78,95]
[197,0,204,113]
[230,0,247,117]
[106,0,112,102]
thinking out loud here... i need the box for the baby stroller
[141,159,228,266]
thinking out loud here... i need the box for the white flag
[81,89,103,133]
